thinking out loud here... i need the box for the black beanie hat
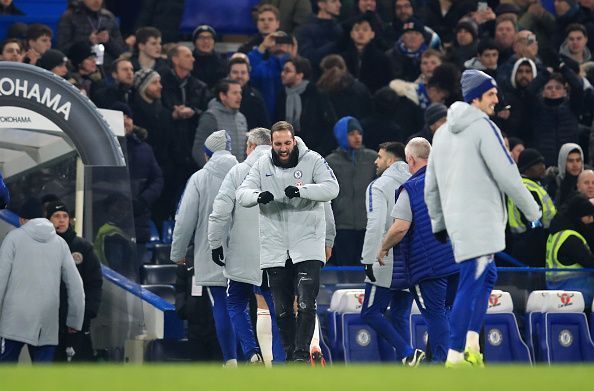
[46,201,69,219]
[37,49,67,71]
[518,148,545,173]
[567,193,594,220]
[68,41,96,69]
[18,198,43,220]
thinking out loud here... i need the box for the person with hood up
[426,69,541,367]
[236,121,339,363]
[170,130,239,366]
[359,141,417,363]
[208,127,283,366]
[507,149,557,267]
[545,143,584,205]
[546,193,594,305]
[0,198,85,362]
[193,79,248,168]
[46,201,103,362]
[325,116,377,265]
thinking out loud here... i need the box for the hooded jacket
[325,117,377,230]
[236,139,339,267]
[171,151,238,286]
[193,99,248,167]
[0,219,85,346]
[425,102,541,262]
[545,143,584,205]
[361,161,411,288]
[559,40,592,64]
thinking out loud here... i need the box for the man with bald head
[577,170,594,199]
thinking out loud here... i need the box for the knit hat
[461,69,497,103]
[134,69,160,95]
[424,103,448,126]
[567,193,594,220]
[517,148,545,173]
[37,49,67,71]
[192,24,216,42]
[18,198,43,219]
[401,18,425,34]
[68,41,96,69]
[204,130,232,157]
[456,19,478,40]
[347,117,363,134]
[46,200,69,219]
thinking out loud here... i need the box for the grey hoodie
[425,102,541,262]
[236,139,339,268]
[559,41,592,65]
[361,161,411,288]
[171,150,238,286]
[0,219,84,346]
[193,98,248,167]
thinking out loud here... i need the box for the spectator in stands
[387,0,442,50]
[227,56,270,129]
[175,263,223,361]
[560,23,591,64]
[414,0,475,44]
[296,0,343,76]
[361,87,406,150]
[248,30,296,116]
[161,44,211,185]
[326,116,376,265]
[546,143,584,205]
[464,38,499,77]
[193,79,247,167]
[37,49,69,78]
[578,0,594,52]
[115,102,164,274]
[533,70,583,167]
[46,201,102,362]
[341,14,393,93]
[508,137,525,163]
[131,69,174,224]
[359,141,413,364]
[387,19,429,82]
[554,0,585,45]
[57,0,126,69]
[0,38,23,62]
[316,54,372,120]
[23,24,52,66]
[0,171,9,209]
[342,0,390,51]
[239,4,281,54]
[130,27,167,72]
[577,169,594,198]
[171,130,239,366]
[546,193,594,305]
[92,58,135,108]
[191,25,227,88]
[259,0,312,34]
[507,149,556,267]
[0,198,85,363]
[494,14,518,65]
[497,30,544,92]
[408,103,447,144]
[447,18,479,69]
[134,0,185,43]
[0,0,23,15]
[275,56,337,156]
[518,0,558,67]
[68,42,102,97]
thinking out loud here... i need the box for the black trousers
[266,259,322,361]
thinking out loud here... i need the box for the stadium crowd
[1,0,594,366]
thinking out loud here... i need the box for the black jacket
[240,83,270,129]
[341,43,393,93]
[323,77,373,121]
[59,227,103,332]
[134,0,185,43]
[296,16,343,76]
[192,50,228,88]
[549,203,594,268]
[275,82,338,157]
[91,81,134,108]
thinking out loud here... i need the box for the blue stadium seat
[483,290,531,363]
[179,0,259,36]
[0,1,67,41]
[141,264,177,285]
[409,300,428,351]
[341,313,383,363]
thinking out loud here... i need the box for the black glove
[257,191,274,204]
[433,230,449,244]
[284,185,300,199]
[364,264,376,282]
[211,246,225,266]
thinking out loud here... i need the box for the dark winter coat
[341,43,394,93]
[240,83,270,130]
[323,77,373,121]
[192,50,228,88]
[91,81,134,108]
[134,0,185,43]
[296,16,343,75]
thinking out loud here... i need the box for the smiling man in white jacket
[425,70,541,367]
[236,121,339,363]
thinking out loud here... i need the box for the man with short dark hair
[228,57,270,129]
[131,26,167,72]
[193,79,247,167]
[0,38,23,62]
[0,198,85,363]
[23,23,52,65]
[238,4,281,53]
[91,58,135,108]
[236,121,339,363]
[560,23,591,64]
[276,56,337,156]
[464,38,499,77]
